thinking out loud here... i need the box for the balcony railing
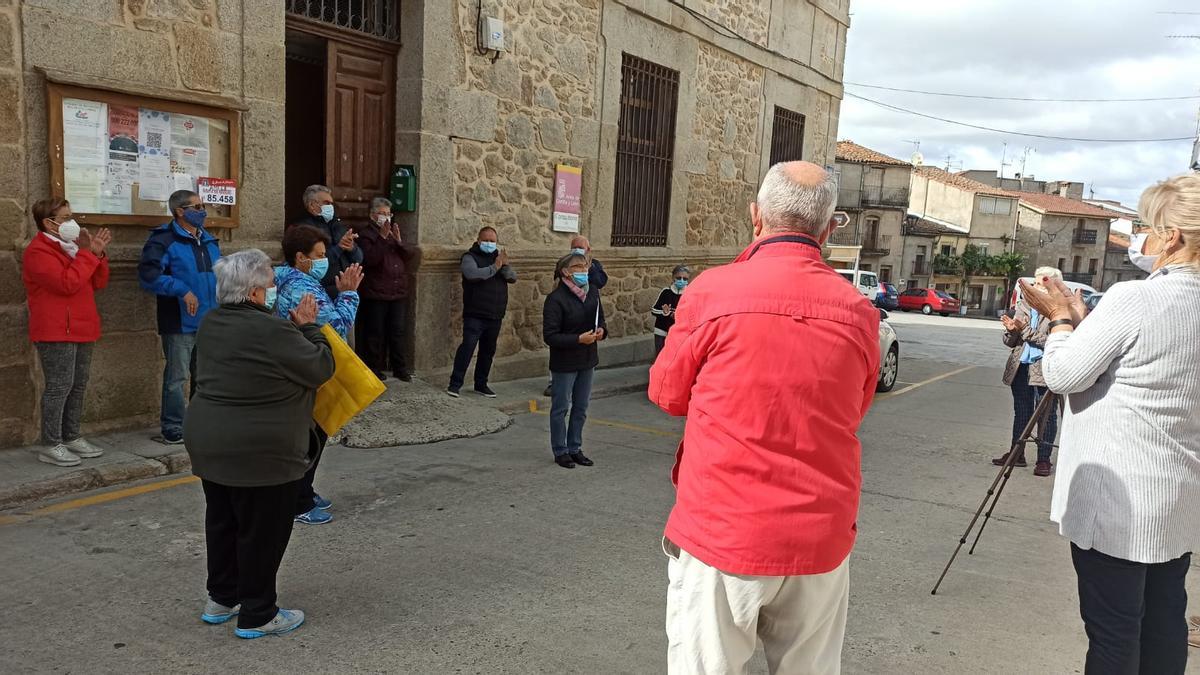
[862,187,911,207]
[1063,271,1095,285]
[862,234,892,257]
[837,187,911,209]
[1074,229,1098,245]
[911,261,930,276]
[827,227,859,246]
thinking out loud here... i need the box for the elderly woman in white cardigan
[1021,173,1200,675]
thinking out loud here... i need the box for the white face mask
[1127,232,1158,274]
[56,219,81,242]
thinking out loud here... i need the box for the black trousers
[449,316,502,390]
[202,479,301,629]
[356,298,408,376]
[1071,543,1191,674]
[295,427,328,516]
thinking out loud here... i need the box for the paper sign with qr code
[197,177,237,206]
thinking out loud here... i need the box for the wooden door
[325,40,395,222]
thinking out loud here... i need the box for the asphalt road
[2,317,1197,674]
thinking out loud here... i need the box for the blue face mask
[182,208,207,229]
[674,279,688,291]
[264,287,277,309]
[307,257,329,280]
[319,204,335,223]
[571,272,590,287]
[479,241,498,254]
[571,247,587,256]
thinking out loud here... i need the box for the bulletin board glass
[48,83,241,228]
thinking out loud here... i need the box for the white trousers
[664,539,850,675]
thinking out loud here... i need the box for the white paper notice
[171,115,209,150]
[138,154,172,201]
[170,146,209,178]
[63,99,108,212]
[172,173,195,192]
[137,109,172,202]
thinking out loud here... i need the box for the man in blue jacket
[138,189,221,444]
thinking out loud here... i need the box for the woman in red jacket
[22,199,112,467]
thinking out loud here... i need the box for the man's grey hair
[672,264,690,276]
[756,164,838,236]
[214,249,274,305]
[168,190,198,216]
[302,184,332,206]
[370,197,392,212]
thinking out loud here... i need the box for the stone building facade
[831,140,911,285]
[1013,194,1117,289]
[0,0,849,447]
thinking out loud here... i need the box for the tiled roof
[835,140,911,167]
[904,213,966,236]
[1014,192,1124,219]
[913,166,1011,196]
[1108,232,1130,251]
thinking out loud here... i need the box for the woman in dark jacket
[543,253,607,469]
[355,197,419,381]
[184,249,334,640]
[650,264,690,356]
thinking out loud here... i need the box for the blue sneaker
[234,608,305,639]
[200,599,239,624]
[313,494,332,510]
[294,507,333,525]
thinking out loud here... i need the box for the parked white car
[837,269,884,302]
[877,309,899,392]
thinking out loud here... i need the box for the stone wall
[685,44,763,249]
[0,0,286,447]
[692,0,773,47]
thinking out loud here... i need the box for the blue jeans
[550,368,594,457]
[1010,363,1058,462]
[161,333,197,439]
[449,316,502,390]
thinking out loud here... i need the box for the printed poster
[62,99,108,213]
[551,164,582,233]
[101,104,139,213]
[138,109,172,201]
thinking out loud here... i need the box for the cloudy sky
[839,0,1199,211]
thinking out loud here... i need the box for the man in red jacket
[650,161,879,674]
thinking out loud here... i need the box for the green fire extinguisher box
[390,164,417,212]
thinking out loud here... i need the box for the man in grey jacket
[448,227,516,398]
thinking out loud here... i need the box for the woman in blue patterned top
[273,224,363,525]
[274,225,362,340]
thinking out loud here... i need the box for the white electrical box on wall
[482,16,507,52]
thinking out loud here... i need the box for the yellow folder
[312,324,386,436]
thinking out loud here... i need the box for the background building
[0,0,850,447]
[830,140,911,285]
[1012,193,1117,289]
[1101,232,1148,290]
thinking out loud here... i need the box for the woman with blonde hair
[1022,173,1200,673]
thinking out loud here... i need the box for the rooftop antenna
[999,142,1011,179]
[903,139,923,166]
[1019,147,1036,179]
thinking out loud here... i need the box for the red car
[898,288,961,316]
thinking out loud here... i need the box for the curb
[0,451,190,511]
[497,379,649,415]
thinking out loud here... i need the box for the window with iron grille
[286,0,400,42]
[769,106,806,166]
[612,54,679,247]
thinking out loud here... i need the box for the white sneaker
[38,444,81,467]
[64,438,104,459]
[234,608,306,639]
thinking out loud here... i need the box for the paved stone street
[2,318,1197,674]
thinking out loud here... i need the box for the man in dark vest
[448,226,516,398]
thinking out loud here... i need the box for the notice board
[48,83,241,228]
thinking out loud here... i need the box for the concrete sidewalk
[0,363,651,511]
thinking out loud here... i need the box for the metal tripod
[931,390,1060,595]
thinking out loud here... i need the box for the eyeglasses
[183,203,207,212]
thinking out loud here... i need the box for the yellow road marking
[529,399,539,413]
[22,475,200,517]
[875,365,976,401]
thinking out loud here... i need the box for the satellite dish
[911,151,924,166]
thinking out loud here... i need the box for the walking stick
[930,392,1059,595]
